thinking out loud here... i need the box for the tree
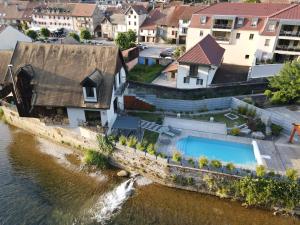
[115,30,137,50]
[264,60,300,104]
[40,27,50,38]
[80,29,92,40]
[26,30,38,40]
[21,21,29,31]
[68,32,80,42]
[126,29,137,43]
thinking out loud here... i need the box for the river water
[0,121,299,225]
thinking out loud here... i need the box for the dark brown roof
[126,4,147,15]
[178,34,225,66]
[0,50,13,84]
[140,8,165,29]
[7,43,125,109]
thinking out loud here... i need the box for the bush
[246,108,256,118]
[136,142,145,151]
[226,163,235,171]
[97,135,114,155]
[68,32,80,42]
[247,118,265,132]
[230,127,240,136]
[188,158,195,166]
[237,106,248,115]
[119,135,127,146]
[26,30,38,40]
[157,152,167,158]
[126,136,137,148]
[198,156,209,168]
[210,160,222,169]
[80,29,91,40]
[83,150,108,169]
[172,151,182,162]
[256,165,266,177]
[243,97,254,105]
[286,168,298,181]
[187,177,195,186]
[40,27,50,38]
[271,124,283,136]
[146,143,156,155]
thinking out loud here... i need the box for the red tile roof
[71,3,97,17]
[270,4,300,20]
[178,34,225,66]
[140,8,165,29]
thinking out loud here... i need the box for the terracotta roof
[0,1,29,20]
[178,34,225,66]
[163,62,178,73]
[0,50,13,84]
[140,8,165,29]
[179,5,206,20]
[270,4,300,20]
[72,3,96,17]
[6,43,126,109]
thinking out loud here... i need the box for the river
[0,121,299,225]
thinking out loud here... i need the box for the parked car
[160,48,174,58]
[137,43,148,50]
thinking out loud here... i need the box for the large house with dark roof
[176,34,225,89]
[187,3,300,66]
[0,42,127,133]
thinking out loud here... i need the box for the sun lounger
[159,138,171,144]
[168,126,181,135]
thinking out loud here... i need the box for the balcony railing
[213,36,230,42]
[213,24,232,29]
[276,45,300,52]
[279,31,300,37]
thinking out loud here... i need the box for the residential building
[0,42,127,133]
[176,34,225,89]
[124,5,147,38]
[0,25,32,50]
[101,13,126,39]
[31,3,103,34]
[186,3,300,66]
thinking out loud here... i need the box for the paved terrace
[156,117,300,174]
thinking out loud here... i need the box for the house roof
[140,8,165,29]
[0,1,29,20]
[177,34,225,66]
[6,42,126,109]
[163,62,178,73]
[0,50,13,84]
[125,4,147,15]
[71,3,97,17]
[270,4,300,20]
[110,13,126,25]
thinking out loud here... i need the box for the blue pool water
[176,136,257,166]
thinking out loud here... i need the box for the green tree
[264,60,300,104]
[40,27,50,38]
[26,30,38,40]
[21,21,29,31]
[68,32,80,42]
[115,30,137,50]
[80,29,92,40]
[256,165,266,177]
[286,168,298,181]
[126,29,137,43]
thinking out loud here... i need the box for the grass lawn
[143,130,159,145]
[186,112,247,128]
[128,64,165,83]
[128,112,163,125]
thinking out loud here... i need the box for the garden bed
[128,64,165,83]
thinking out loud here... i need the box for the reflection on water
[0,121,299,225]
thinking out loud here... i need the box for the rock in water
[117,170,129,177]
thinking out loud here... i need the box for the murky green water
[0,121,299,225]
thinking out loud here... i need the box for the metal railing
[275,45,300,52]
[213,24,232,29]
[213,36,230,42]
[279,31,300,37]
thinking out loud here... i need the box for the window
[237,18,244,26]
[249,34,254,40]
[268,23,275,31]
[236,33,240,39]
[264,39,270,46]
[245,55,249,59]
[189,65,198,76]
[200,16,206,24]
[134,15,136,19]
[83,87,97,102]
[196,78,203,85]
[134,22,136,26]
[200,30,203,36]
[293,41,299,46]
[84,110,101,125]
[183,77,190,83]
[130,10,133,14]
[251,18,258,27]
[128,21,131,25]
[128,15,131,18]
[85,87,95,98]
[141,29,143,32]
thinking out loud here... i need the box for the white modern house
[176,34,225,89]
[0,25,32,50]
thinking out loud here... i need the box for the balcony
[279,25,300,39]
[279,30,300,37]
[212,31,231,43]
[275,45,300,52]
[213,24,232,29]
[212,19,233,30]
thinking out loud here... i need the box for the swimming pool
[176,136,257,166]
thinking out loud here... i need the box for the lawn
[128,112,163,125]
[128,64,165,83]
[186,112,247,128]
[143,130,159,145]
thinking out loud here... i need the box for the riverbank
[1,105,300,218]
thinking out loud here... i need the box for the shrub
[119,135,127,146]
[246,108,256,118]
[172,151,182,162]
[0,107,3,117]
[187,177,195,186]
[146,143,156,155]
[210,160,222,169]
[97,135,114,155]
[271,124,283,136]
[80,29,91,40]
[247,118,265,132]
[136,142,145,151]
[256,165,266,177]
[243,97,253,104]
[126,136,138,148]
[157,152,167,158]
[286,168,298,181]
[40,27,50,38]
[237,106,248,115]
[230,127,240,136]
[68,32,80,42]
[83,150,108,169]
[26,30,38,40]
[188,158,195,166]
[226,163,235,171]
[198,156,209,168]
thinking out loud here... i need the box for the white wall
[176,64,216,89]
[67,108,86,127]
[0,26,32,50]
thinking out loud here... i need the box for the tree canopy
[26,30,38,40]
[80,29,92,40]
[40,27,50,38]
[115,29,137,50]
[68,32,80,42]
[264,60,300,104]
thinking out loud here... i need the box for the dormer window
[81,69,102,103]
[237,18,244,26]
[251,18,258,27]
[200,16,206,24]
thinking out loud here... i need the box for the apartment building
[124,4,147,37]
[31,3,102,34]
[187,3,300,66]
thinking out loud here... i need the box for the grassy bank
[128,64,164,83]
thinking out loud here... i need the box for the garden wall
[231,98,295,134]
